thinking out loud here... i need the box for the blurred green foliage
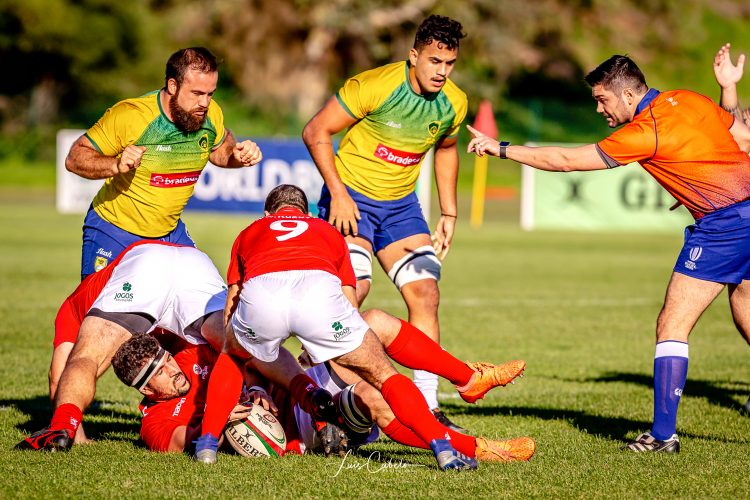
[2,0,749,166]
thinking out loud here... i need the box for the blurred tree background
[2,0,750,164]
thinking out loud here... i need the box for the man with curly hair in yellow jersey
[303,15,480,432]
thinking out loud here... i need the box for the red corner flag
[472,100,498,138]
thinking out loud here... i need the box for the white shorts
[90,244,227,344]
[230,270,368,363]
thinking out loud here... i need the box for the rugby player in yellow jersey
[303,16,497,432]
[66,47,262,280]
[55,47,261,443]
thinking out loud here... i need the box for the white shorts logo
[685,246,702,271]
[673,388,683,397]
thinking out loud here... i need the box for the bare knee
[360,309,401,346]
[401,279,440,313]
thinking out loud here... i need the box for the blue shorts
[317,186,429,253]
[81,206,195,280]
[673,199,750,284]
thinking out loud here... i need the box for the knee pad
[348,243,373,282]
[338,383,373,434]
[387,245,441,290]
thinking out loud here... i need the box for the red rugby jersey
[227,207,356,287]
[596,89,750,219]
[138,341,217,452]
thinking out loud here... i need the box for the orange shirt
[596,89,750,219]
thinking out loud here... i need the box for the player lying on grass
[467,54,750,453]
[193,184,533,471]
[16,241,341,452]
[112,331,534,463]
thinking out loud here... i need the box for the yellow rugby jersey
[86,90,225,237]
[335,61,467,200]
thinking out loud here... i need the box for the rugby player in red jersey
[113,328,532,463]
[468,55,750,453]
[194,184,535,470]
[16,241,339,453]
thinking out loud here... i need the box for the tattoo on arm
[723,104,743,121]
[314,140,332,146]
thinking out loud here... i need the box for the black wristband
[441,213,457,218]
[499,141,511,159]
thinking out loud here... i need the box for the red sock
[380,373,446,444]
[386,320,474,386]
[381,418,477,457]
[381,419,429,449]
[50,403,82,436]
[201,353,244,437]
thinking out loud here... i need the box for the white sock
[413,369,439,410]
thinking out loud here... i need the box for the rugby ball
[224,404,286,458]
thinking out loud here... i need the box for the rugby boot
[193,433,219,463]
[15,427,72,452]
[458,360,526,403]
[475,436,536,462]
[624,432,680,453]
[316,422,349,457]
[429,438,478,471]
[431,409,468,433]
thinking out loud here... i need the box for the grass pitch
[1,189,748,499]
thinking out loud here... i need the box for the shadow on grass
[582,371,749,415]
[3,395,140,442]
[440,369,750,445]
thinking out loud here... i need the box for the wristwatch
[499,141,511,159]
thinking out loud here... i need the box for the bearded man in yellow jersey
[54,47,261,443]
[303,16,498,432]
[66,47,262,281]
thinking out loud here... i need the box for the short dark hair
[414,15,465,51]
[584,55,648,95]
[264,184,309,213]
[165,47,218,87]
[112,334,161,387]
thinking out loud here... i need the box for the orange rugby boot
[457,360,526,403]
[475,436,536,462]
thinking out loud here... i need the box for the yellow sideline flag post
[470,100,498,229]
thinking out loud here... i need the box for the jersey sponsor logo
[149,171,202,188]
[385,120,402,129]
[155,145,172,152]
[193,364,209,380]
[172,397,187,417]
[374,144,423,167]
[332,321,352,341]
[684,246,702,271]
[114,282,134,302]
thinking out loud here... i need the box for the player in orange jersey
[467,55,750,453]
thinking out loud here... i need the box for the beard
[169,91,206,133]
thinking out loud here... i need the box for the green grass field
[1,188,749,498]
